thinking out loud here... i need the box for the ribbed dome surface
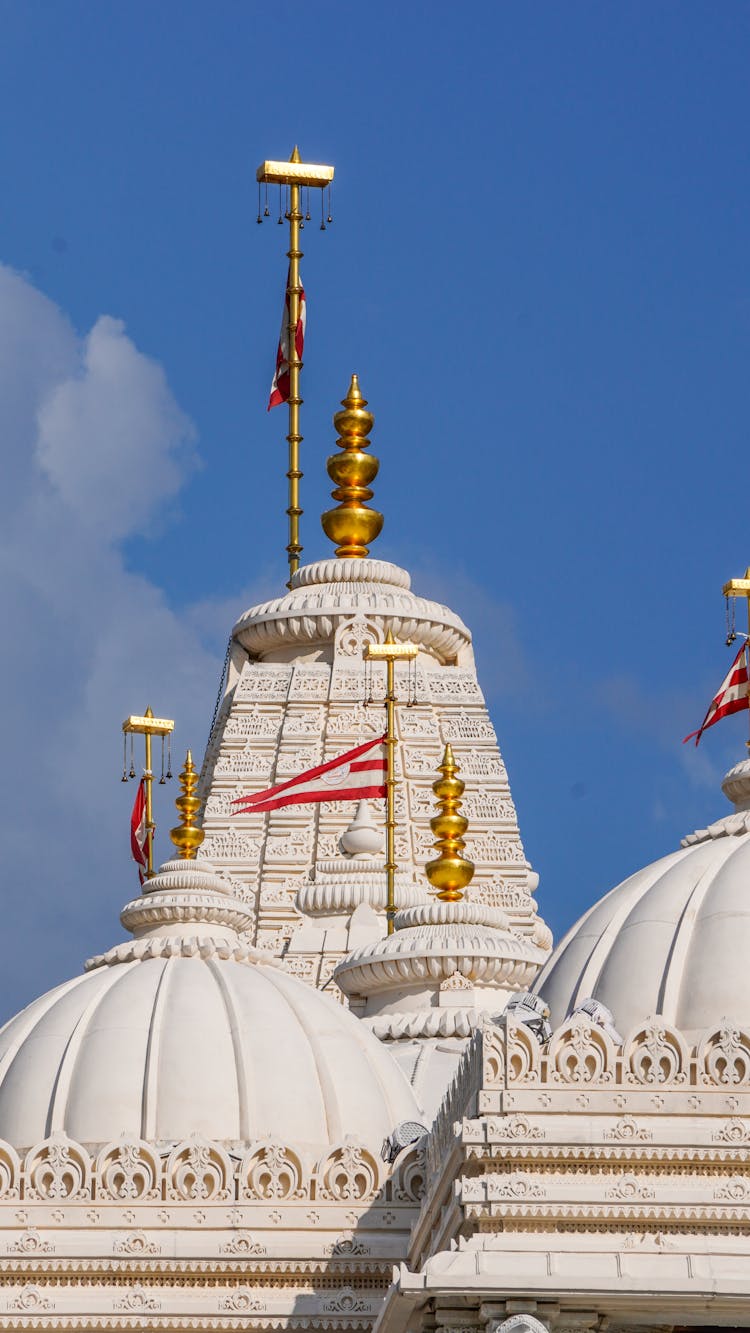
[535,763,750,1035]
[0,857,420,1151]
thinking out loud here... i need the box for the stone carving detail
[486,1172,545,1200]
[604,1116,653,1142]
[391,1142,426,1202]
[335,615,380,658]
[322,1286,370,1314]
[423,670,483,701]
[549,1017,615,1084]
[200,830,261,861]
[700,1022,750,1085]
[713,1117,750,1143]
[628,1021,687,1085]
[325,1234,372,1256]
[282,709,325,737]
[439,712,496,741]
[220,1231,268,1256]
[7,1228,54,1255]
[113,1230,161,1256]
[485,1114,545,1141]
[114,1286,161,1312]
[219,1290,267,1312]
[25,1135,90,1201]
[240,1143,306,1200]
[166,1138,232,1201]
[97,1139,160,1201]
[223,710,283,739]
[276,746,321,773]
[605,1174,655,1200]
[714,1175,750,1200]
[235,667,292,701]
[317,1143,381,1201]
[505,1021,541,1082]
[497,1317,550,1333]
[0,1144,19,1200]
[327,707,381,737]
[289,666,330,699]
[8,1285,54,1312]
[214,751,272,777]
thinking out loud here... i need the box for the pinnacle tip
[290,145,301,162]
[442,742,456,766]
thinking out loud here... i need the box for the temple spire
[321,375,384,558]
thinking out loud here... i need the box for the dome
[534,759,750,1036]
[0,856,421,1152]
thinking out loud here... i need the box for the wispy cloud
[0,266,231,1017]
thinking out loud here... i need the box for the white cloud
[0,265,225,1017]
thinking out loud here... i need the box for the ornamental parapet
[411,1013,750,1269]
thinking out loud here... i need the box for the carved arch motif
[24,1135,91,1201]
[166,1137,232,1201]
[391,1141,425,1202]
[627,1020,688,1085]
[0,1140,20,1199]
[549,1017,614,1084]
[699,1022,750,1085]
[239,1141,306,1200]
[496,1317,550,1333]
[96,1138,160,1201]
[505,1020,540,1082]
[317,1141,381,1201]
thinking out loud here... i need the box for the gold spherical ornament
[425,744,475,901]
[321,375,384,558]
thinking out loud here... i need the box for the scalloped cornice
[231,560,471,661]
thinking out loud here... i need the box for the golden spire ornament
[170,750,205,860]
[321,375,384,558]
[425,744,475,901]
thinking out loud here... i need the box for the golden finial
[424,744,475,901]
[321,375,384,558]
[170,750,205,860]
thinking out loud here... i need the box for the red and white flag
[231,734,387,815]
[130,779,149,883]
[268,270,306,410]
[683,641,750,746]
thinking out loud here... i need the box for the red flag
[232,734,387,814]
[683,641,750,746]
[268,270,306,410]
[130,779,148,883]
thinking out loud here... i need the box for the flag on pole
[268,270,306,410]
[232,734,387,814]
[130,779,148,883]
[683,641,750,745]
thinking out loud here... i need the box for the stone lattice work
[198,558,544,969]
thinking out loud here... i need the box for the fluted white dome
[0,857,421,1151]
[535,760,750,1036]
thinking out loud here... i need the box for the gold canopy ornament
[425,744,475,901]
[170,750,205,860]
[321,375,384,558]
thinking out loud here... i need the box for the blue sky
[0,2,749,1015]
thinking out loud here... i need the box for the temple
[0,151,748,1333]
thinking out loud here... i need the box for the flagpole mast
[365,631,418,934]
[287,155,303,582]
[122,708,175,878]
[256,148,335,588]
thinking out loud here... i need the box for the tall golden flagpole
[365,632,418,934]
[256,148,334,587]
